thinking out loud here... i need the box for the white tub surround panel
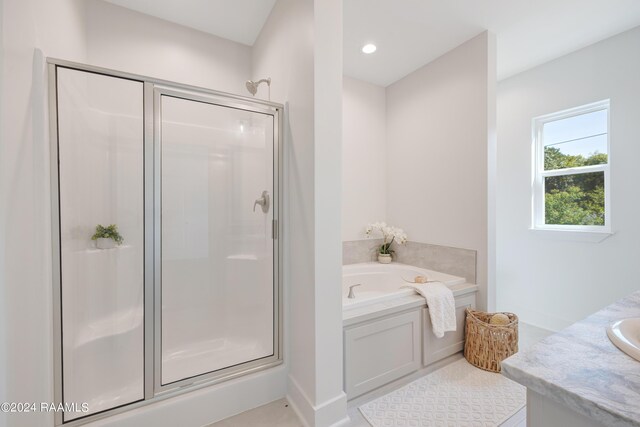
[502,291,640,427]
[422,292,475,366]
[343,288,477,400]
[344,310,421,398]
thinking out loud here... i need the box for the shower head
[245,80,258,95]
[245,77,271,96]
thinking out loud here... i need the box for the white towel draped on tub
[404,282,456,338]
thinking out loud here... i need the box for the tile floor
[518,322,555,351]
[208,323,554,427]
[208,399,300,427]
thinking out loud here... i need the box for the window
[532,100,610,234]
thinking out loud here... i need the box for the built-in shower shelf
[76,308,143,347]
[81,244,133,254]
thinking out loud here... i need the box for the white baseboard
[287,375,349,427]
[286,376,313,427]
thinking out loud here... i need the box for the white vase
[377,253,392,264]
[96,238,116,249]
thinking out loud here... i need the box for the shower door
[155,89,280,390]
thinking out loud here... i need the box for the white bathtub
[342,262,466,310]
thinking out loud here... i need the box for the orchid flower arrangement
[365,222,408,255]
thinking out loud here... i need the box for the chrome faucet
[347,284,362,299]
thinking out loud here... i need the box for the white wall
[0,0,5,412]
[342,76,387,241]
[85,0,252,95]
[251,0,316,422]
[496,26,640,331]
[0,1,282,426]
[312,0,346,424]
[385,32,495,310]
[1,1,87,426]
[253,0,346,425]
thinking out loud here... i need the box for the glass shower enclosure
[49,60,282,426]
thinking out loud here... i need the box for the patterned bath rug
[359,359,525,427]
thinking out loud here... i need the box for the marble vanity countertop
[502,290,640,427]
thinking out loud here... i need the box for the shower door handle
[253,191,270,213]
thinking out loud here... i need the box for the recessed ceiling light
[362,43,377,54]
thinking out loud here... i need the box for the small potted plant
[365,222,408,264]
[91,224,124,249]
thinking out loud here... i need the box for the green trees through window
[544,147,607,226]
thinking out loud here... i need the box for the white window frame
[532,100,611,237]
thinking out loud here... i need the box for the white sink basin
[607,318,640,362]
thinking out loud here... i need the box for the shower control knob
[253,191,270,213]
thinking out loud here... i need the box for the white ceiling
[103,0,276,46]
[103,0,640,86]
[344,0,640,86]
